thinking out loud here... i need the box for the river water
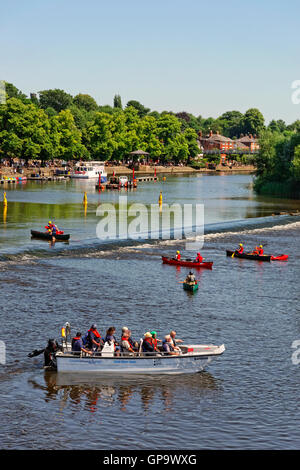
[0,173,300,449]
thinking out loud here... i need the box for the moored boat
[162,256,213,269]
[70,161,107,181]
[31,230,70,241]
[226,250,271,261]
[55,343,225,374]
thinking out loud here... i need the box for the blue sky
[1,0,300,124]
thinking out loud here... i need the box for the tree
[183,128,200,160]
[218,110,243,138]
[4,82,27,102]
[73,93,98,112]
[113,94,122,109]
[126,100,150,118]
[51,109,88,160]
[292,145,300,180]
[39,89,73,113]
[0,97,54,161]
[242,108,265,136]
[84,112,117,160]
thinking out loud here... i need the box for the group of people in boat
[71,324,183,356]
[45,221,60,238]
[175,251,203,263]
[236,243,264,256]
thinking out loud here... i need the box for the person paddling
[195,252,203,263]
[175,250,181,261]
[252,245,263,256]
[237,243,244,254]
[185,271,196,285]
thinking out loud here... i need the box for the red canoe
[271,254,289,261]
[162,256,213,269]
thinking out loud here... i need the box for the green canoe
[183,282,199,292]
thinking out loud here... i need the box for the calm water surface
[0,173,299,449]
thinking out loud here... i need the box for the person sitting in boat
[86,324,103,351]
[195,252,203,263]
[170,330,183,350]
[151,331,162,350]
[142,332,157,355]
[72,332,92,355]
[162,335,179,356]
[257,245,264,255]
[104,326,120,356]
[175,250,181,261]
[121,330,136,355]
[185,271,196,285]
[122,327,139,351]
[236,243,244,254]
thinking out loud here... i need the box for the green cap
[150,331,157,336]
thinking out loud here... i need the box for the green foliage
[242,108,265,136]
[0,98,53,161]
[291,145,300,181]
[4,82,28,102]
[39,89,73,113]
[113,94,122,109]
[73,93,98,112]
[254,130,300,197]
[126,100,150,118]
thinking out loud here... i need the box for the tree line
[1,82,299,165]
[254,130,300,198]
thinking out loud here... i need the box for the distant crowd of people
[71,325,184,357]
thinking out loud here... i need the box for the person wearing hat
[237,243,244,254]
[258,245,264,256]
[175,250,181,261]
[252,245,263,256]
[142,332,156,354]
[150,331,161,351]
[185,271,196,285]
[86,324,103,351]
[195,252,203,263]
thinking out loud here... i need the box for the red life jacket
[89,328,101,338]
[258,248,264,255]
[152,338,158,350]
[176,254,181,260]
[196,254,203,263]
[144,337,153,347]
[238,246,244,254]
[121,336,132,350]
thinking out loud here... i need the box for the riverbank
[106,164,256,176]
[0,163,256,180]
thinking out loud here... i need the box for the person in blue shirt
[72,332,92,355]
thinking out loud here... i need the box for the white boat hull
[56,344,225,375]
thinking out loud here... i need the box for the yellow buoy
[3,204,7,223]
[158,191,162,205]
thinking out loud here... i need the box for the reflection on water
[28,371,221,415]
